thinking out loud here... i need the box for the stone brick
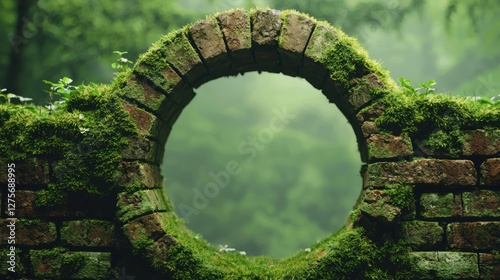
[122,101,164,140]
[188,16,230,79]
[302,22,339,89]
[120,76,166,114]
[117,161,163,189]
[345,73,385,111]
[30,249,111,279]
[401,221,444,249]
[278,11,315,76]
[367,133,413,160]
[116,189,171,223]
[420,193,462,218]
[463,190,500,217]
[481,158,500,186]
[0,158,48,185]
[61,220,116,247]
[410,251,479,279]
[480,253,500,280]
[121,137,160,164]
[463,129,500,156]
[0,247,26,278]
[358,189,401,224]
[12,190,73,218]
[447,222,500,251]
[250,9,282,73]
[0,219,56,246]
[361,121,379,138]
[123,213,169,243]
[160,29,207,85]
[365,159,477,188]
[217,9,254,69]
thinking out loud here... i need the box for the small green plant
[0,88,40,114]
[398,78,436,95]
[43,77,85,113]
[111,51,133,71]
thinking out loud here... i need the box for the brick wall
[0,8,499,280]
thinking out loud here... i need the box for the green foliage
[385,183,414,210]
[398,78,436,95]
[111,51,133,71]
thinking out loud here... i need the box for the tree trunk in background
[5,0,33,95]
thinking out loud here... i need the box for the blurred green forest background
[1,0,499,258]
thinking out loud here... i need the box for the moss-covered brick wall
[0,8,499,280]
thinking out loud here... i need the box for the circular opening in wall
[162,72,362,258]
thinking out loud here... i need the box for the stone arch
[115,8,411,278]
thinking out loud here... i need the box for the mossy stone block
[116,189,170,223]
[410,251,479,279]
[481,158,500,186]
[447,222,500,251]
[367,133,413,160]
[463,190,500,217]
[401,221,443,249]
[420,193,461,218]
[217,9,253,68]
[61,220,116,247]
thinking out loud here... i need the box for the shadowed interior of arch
[162,72,362,258]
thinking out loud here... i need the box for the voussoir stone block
[365,159,477,188]
[345,73,385,110]
[116,189,170,223]
[121,137,160,164]
[302,22,340,88]
[447,222,500,251]
[217,9,253,69]
[160,29,207,85]
[278,11,315,76]
[117,161,163,189]
[251,9,283,73]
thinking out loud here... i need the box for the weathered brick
[480,253,500,280]
[30,249,111,279]
[302,22,339,88]
[0,158,48,185]
[447,222,500,251]
[361,121,379,138]
[251,9,282,73]
[123,213,169,243]
[116,189,171,223]
[463,190,500,217]
[0,219,56,246]
[481,158,500,186]
[120,76,166,114]
[401,221,443,249]
[365,159,477,188]
[117,161,163,189]
[345,73,385,111]
[420,193,462,218]
[367,133,413,160]
[12,190,72,218]
[358,189,401,224]
[410,251,479,279]
[160,29,207,84]
[463,129,500,156]
[121,137,160,164]
[217,9,253,69]
[188,16,231,82]
[278,11,315,76]
[122,101,166,142]
[61,220,116,247]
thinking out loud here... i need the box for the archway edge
[116,8,400,165]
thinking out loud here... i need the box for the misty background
[1,0,498,258]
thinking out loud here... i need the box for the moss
[420,129,464,157]
[385,183,414,210]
